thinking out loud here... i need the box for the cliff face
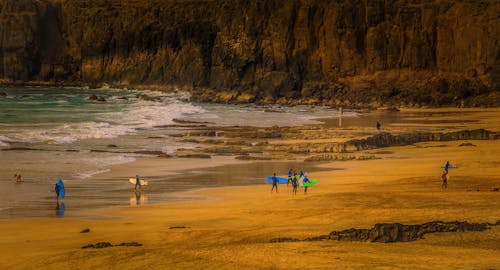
[0,0,499,106]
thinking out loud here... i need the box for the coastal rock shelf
[270,221,499,243]
[0,0,498,106]
[175,128,498,160]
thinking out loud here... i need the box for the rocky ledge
[270,221,499,243]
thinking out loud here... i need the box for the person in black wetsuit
[271,173,278,193]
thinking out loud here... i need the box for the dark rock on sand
[0,92,7,97]
[169,226,191,229]
[81,241,142,249]
[80,228,90,233]
[81,242,112,249]
[271,221,494,243]
[458,142,476,147]
[107,144,118,148]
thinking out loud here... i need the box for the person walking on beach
[271,173,279,193]
[14,173,22,183]
[303,176,310,194]
[135,175,141,190]
[287,168,293,186]
[54,179,65,201]
[444,161,451,173]
[376,121,381,133]
[292,174,299,195]
[441,171,449,189]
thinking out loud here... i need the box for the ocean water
[0,86,347,218]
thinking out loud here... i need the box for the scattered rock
[80,228,90,233]
[87,94,98,101]
[458,142,476,147]
[169,226,191,229]
[97,96,106,102]
[116,242,143,247]
[176,154,211,159]
[107,144,118,148]
[81,241,142,249]
[172,119,212,124]
[0,92,7,97]
[81,242,112,249]
[137,94,156,101]
[491,188,499,192]
[1,147,42,151]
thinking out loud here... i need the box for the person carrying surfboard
[287,168,293,186]
[135,175,141,190]
[303,176,310,194]
[271,173,279,193]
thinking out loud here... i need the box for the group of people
[270,168,311,195]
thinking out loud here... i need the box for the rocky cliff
[0,0,499,106]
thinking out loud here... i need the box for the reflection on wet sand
[130,190,148,206]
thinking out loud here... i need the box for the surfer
[271,173,278,193]
[303,176,310,194]
[54,179,64,201]
[444,161,451,173]
[135,175,141,190]
[441,171,448,189]
[292,174,299,195]
[287,168,293,186]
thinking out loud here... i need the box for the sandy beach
[0,108,499,269]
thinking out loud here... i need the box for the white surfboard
[129,178,148,186]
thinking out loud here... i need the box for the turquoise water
[0,86,345,218]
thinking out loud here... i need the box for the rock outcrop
[270,221,496,243]
[0,0,499,106]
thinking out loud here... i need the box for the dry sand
[0,108,499,269]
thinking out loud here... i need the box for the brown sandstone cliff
[0,0,499,106]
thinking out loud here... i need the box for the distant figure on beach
[292,174,299,195]
[271,173,278,193]
[287,168,293,186]
[54,179,65,201]
[376,121,381,132]
[441,171,448,189]
[443,161,451,173]
[303,176,310,194]
[135,175,141,190]
[14,173,22,183]
[339,107,343,115]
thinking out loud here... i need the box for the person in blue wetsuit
[271,173,278,193]
[303,176,310,194]
[287,168,293,186]
[135,175,141,190]
[444,161,451,173]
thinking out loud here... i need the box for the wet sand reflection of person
[56,202,65,218]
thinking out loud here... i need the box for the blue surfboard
[266,176,288,184]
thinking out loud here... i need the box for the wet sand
[0,108,499,269]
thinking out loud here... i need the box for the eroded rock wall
[0,0,499,106]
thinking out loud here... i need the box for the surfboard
[302,179,318,187]
[440,165,457,169]
[129,178,148,186]
[57,179,65,199]
[266,176,288,184]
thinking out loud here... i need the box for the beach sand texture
[0,108,499,269]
